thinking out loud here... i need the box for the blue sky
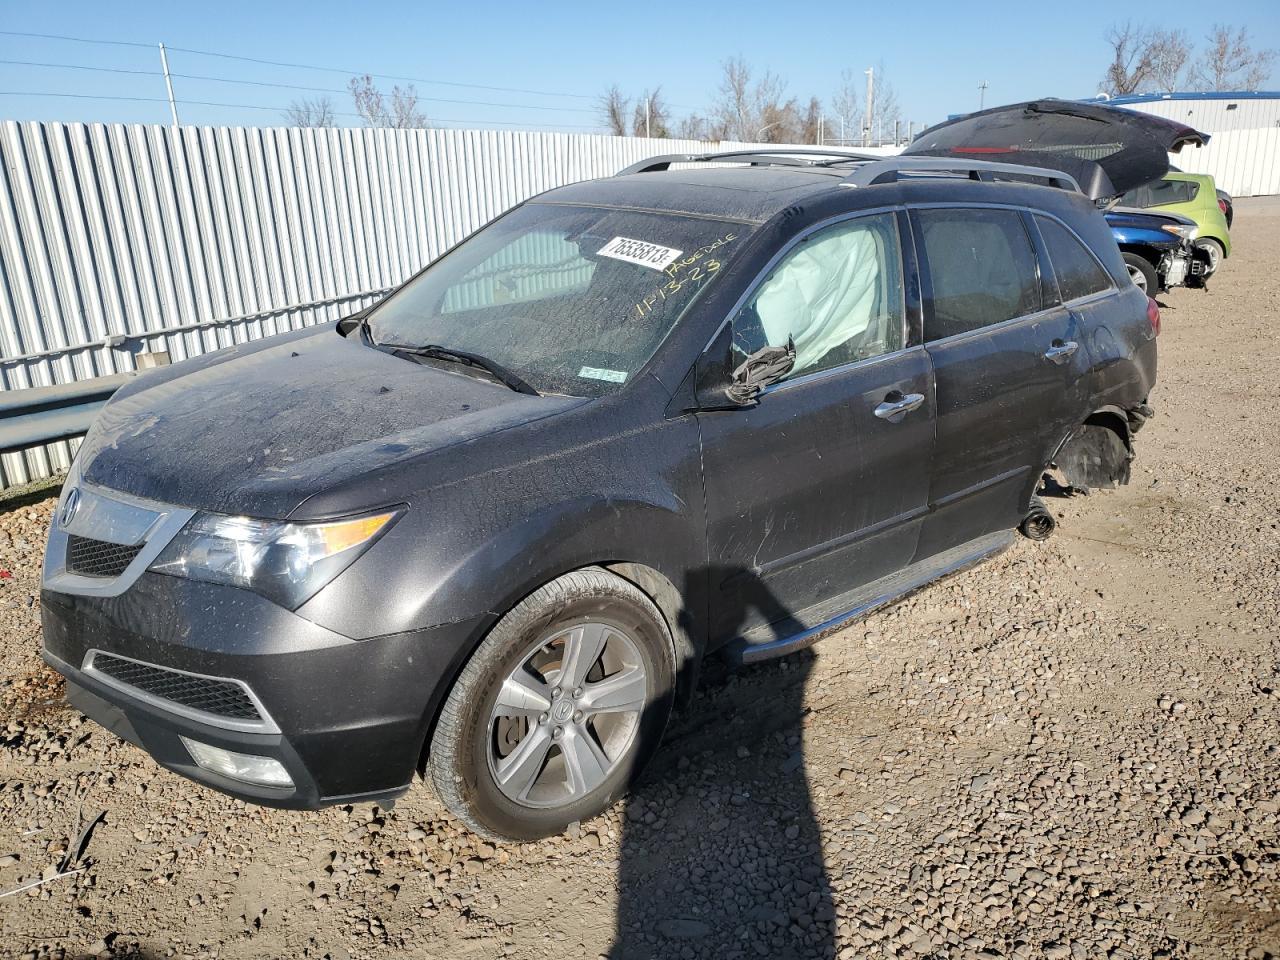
[1,0,1277,131]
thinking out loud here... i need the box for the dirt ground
[0,201,1277,960]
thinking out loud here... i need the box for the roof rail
[615,148,880,176]
[841,156,1082,193]
[615,150,1087,197]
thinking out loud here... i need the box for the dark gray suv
[42,102,1200,840]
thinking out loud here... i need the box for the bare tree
[711,57,807,142]
[800,97,822,145]
[284,96,336,127]
[389,86,428,128]
[1102,22,1158,95]
[675,115,706,140]
[675,114,728,141]
[1148,28,1193,92]
[349,74,428,128]
[714,56,757,141]
[870,65,901,144]
[631,88,671,138]
[756,98,794,143]
[599,85,630,136]
[755,70,801,141]
[1189,24,1276,91]
[829,68,863,146]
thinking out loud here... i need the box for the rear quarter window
[1034,215,1114,303]
[1146,179,1199,206]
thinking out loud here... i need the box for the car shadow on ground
[607,567,837,960]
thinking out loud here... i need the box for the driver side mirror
[694,322,796,410]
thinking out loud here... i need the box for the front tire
[1122,252,1158,294]
[428,568,675,841]
[1194,237,1224,275]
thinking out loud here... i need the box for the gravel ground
[0,202,1277,960]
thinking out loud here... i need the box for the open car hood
[903,100,1208,201]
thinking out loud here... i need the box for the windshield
[367,203,751,397]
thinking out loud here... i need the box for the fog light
[180,737,293,788]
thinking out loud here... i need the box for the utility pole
[158,43,179,127]
[978,80,989,111]
[864,67,874,148]
[894,119,900,146]
[644,95,651,138]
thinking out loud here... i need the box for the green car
[1120,172,1231,274]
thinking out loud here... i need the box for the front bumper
[41,574,487,809]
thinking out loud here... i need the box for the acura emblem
[60,487,80,528]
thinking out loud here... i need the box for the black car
[42,102,1198,840]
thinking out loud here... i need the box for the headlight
[1161,223,1198,241]
[150,509,399,608]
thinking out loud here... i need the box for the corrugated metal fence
[0,122,851,487]
[1115,97,1280,197]
[1166,128,1280,198]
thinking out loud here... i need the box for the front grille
[90,653,263,721]
[66,535,144,578]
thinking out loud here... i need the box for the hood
[904,99,1208,200]
[79,327,585,518]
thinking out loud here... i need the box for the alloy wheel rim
[1198,241,1221,273]
[1127,263,1148,293]
[487,620,648,808]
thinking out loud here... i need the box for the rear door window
[1035,216,1114,303]
[916,208,1041,341]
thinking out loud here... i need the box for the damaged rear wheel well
[1055,411,1133,491]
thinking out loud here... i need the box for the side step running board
[723,530,1014,666]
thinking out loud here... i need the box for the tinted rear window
[1122,179,1199,208]
[917,208,1041,341]
[1035,215,1113,302]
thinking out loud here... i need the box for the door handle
[1043,340,1078,364]
[873,392,925,423]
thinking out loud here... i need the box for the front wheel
[428,568,675,841]
[1194,237,1224,275]
[1122,252,1158,294]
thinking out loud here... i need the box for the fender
[1054,405,1138,490]
[399,496,708,770]
[435,493,706,650]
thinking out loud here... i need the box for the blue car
[1105,206,1209,294]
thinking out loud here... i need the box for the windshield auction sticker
[578,366,628,383]
[597,236,683,272]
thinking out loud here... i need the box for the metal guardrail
[0,374,133,454]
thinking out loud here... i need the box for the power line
[0,29,601,102]
[0,91,604,129]
[0,30,713,124]
[171,73,599,114]
[0,58,160,77]
[0,29,153,49]
[167,45,599,101]
[0,58,601,113]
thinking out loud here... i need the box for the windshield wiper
[340,313,537,396]
[386,344,539,396]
